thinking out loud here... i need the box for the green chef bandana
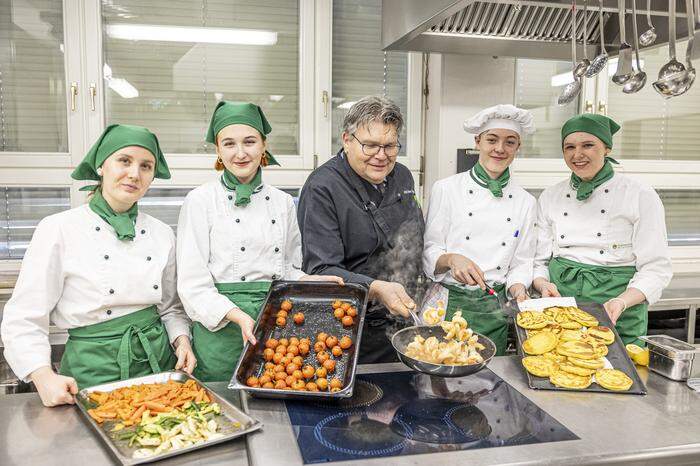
[570,157,619,201]
[561,114,621,149]
[88,189,138,241]
[206,101,280,166]
[221,168,263,207]
[72,124,170,191]
[470,162,510,197]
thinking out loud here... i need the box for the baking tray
[229,280,368,399]
[76,371,263,465]
[514,302,647,395]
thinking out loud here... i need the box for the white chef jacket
[0,204,191,381]
[176,179,305,332]
[423,170,537,291]
[533,173,672,304]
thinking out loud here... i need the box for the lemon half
[626,343,649,366]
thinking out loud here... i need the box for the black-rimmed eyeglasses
[351,133,402,157]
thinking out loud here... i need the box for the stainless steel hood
[382,0,694,60]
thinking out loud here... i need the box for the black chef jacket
[297,150,426,363]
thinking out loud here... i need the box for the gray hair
[342,95,404,136]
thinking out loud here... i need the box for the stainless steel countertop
[244,358,700,466]
[0,382,249,466]
[2,358,700,465]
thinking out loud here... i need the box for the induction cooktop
[285,369,578,464]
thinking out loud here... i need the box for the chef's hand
[300,274,345,285]
[173,335,197,374]
[603,298,626,325]
[30,366,78,407]
[533,277,561,298]
[369,280,415,317]
[447,254,486,290]
[226,308,257,346]
[508,283,529,303]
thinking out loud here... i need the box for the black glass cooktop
[285,369,578,464]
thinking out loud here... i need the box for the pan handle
[407,307,421,325]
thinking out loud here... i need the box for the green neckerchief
[221,168,262,207]
[88,189,138,241]
[470,162,510,197]
[570,157,618,201]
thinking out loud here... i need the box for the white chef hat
[463,104,536,137]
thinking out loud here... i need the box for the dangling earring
[216,156,223,165]
[261,153,269,167]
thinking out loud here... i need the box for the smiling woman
[423,104,538,355]
[532,114,673,347]
[176,101,342,383]
[0,124,196,407]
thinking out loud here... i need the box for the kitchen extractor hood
[382,0,694,60]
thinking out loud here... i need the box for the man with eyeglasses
[297,96,425,363]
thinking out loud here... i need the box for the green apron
[443,283,508,356]
[59,306,176,389]
[191,281,270,382]
[549,256,647,346]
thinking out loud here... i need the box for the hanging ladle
[657,0,696,97]
[586,0,608,77]
[623,0,647,93]
[558,0,583,105]
[574,0,591,77]
[612,0,634,84]
[638,0,657,46]
[653,0,689,97]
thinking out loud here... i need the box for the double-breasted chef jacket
[423,170,537,291]
[534,172,672,304]
[176,179,305,332]
[0,204,190,381]
[297,150,425,363]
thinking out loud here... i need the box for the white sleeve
[627,187,673,305]
[506,197,536,291]
[283,196,305,280]
[533,193,554,281]
[1,217,64,382]
[422,181,450,282]
[157,229,191,343]
[176,192,236,331]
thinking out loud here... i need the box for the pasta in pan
[421,300,446,325]
[405,312,485,365]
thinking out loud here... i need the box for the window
[0,187,70,259]
[139,187,193,233]
[658,190,700,246]
[0,0,68,153]
[515,59,576,158]
[607,40,700,161]
[101,0,300,155]
[331,0,408,156]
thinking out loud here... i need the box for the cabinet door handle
[70,82,78,111]
[89,83,97,111]
[597,100,607,115]
[321,90,329,119]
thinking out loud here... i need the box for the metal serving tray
[229,280,368,399]
[514,302,647,395]
[76,371,262,465]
